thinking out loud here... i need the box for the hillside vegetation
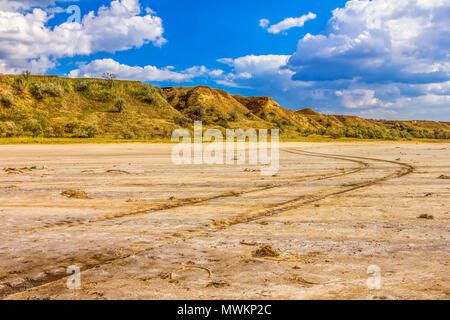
[0,74,449,141]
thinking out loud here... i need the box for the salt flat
[0,142,448,300]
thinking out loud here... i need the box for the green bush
[74,124,99,138]
[23,119,43,137]
[272,118,290,129]
[64,121,80,135]
[0,92,15,107]
[30,82,64,99]
[61,121,99,138]
[120,130,135,139]
[58,79,71,91]
[136,85,159,104]
[228,111,238,122]
[44,120,65,137]
[0,121,21,137]
[185,105,205,121]
[74,80,90,92]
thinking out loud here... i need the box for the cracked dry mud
[0,142,448,300]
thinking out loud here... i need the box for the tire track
[20,149,367,234]
[212,148,414,226]
[2,148,405,299]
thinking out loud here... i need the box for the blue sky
[56,1,343,68]
[49,0,346,86]
[0,0,449,120]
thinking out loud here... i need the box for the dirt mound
[253,244,280,258]
[206,280,230,288]
[417,214,434,220]
[233,95,276,114]
[163,86,248,115]
[3,168,32,174]
[233,95,296,122]
[61,190,90,199]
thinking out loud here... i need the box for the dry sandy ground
[0,142,448,300]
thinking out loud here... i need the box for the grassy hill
[0,74,449,141]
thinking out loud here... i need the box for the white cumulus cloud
[259,18,270,29]
[0,0,75,11]
[68,58,224,83]
[264,12,316,34]
[288,0,450,84]
[0,0,166,74]
[216,54,303,94]
[219,0,450,120]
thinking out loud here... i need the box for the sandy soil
[0,142,448,300]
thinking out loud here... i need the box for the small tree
[102,72,117,88]
[115,98,125,113]
[22,70,31,81]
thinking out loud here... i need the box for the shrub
[30,82,64,99]
[173,115,190,127]
[185,105,205,121]
[329,130,343,139]
[61,121,98,138]
[74,80,89,92]
[205,107,227,125]
[228,111,238,122]
[74,124,99,138]
[58,79,71,91]
[137,85,159,104]
[12,78,27,92]
[64,121,80,135]
[271,118,289,129]
[216,118,230,128]
[0,92,15,107]
[45,120,65,137]
[114,98,126,113]
[216,111,226,121]
[23,119,43,137]
[120,130,135,139]
[0,121,21,137]
[206,106,216,116]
